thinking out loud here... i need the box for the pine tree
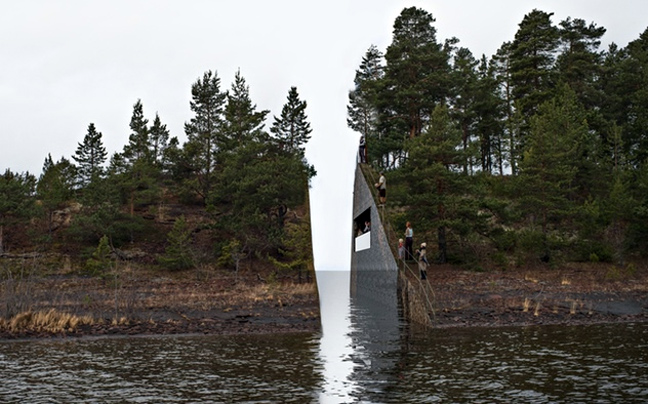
[382,7,451,140]
[492,41,521,174]
[149,113,170,169]
[122,99,150,165]
[84,235,113,275]
[183,70,227,203]
[474,56,506,174]
[556,17,606,110]
[211,140,309,255]
[449,47,480,174]
[70,173,123,244]
[271,86,312,156]
[37,154,76,234]
[347,45,384,163]
[158,215,194,270]
[73,123,107,187]
[509,9,560,128]
[222,69,269,150]
[399,105,470,263]
[517,86,585,240]
[0,169,36,254]
[614,28,648,166]
[113,100,160,216]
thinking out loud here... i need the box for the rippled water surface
[1,271,647,403]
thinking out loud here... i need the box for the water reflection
[316,270,357,402]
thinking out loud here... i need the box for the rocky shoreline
[414,263,648,329]
[0,272,321,340]
[3,263,647,340]
[0,308,321,340]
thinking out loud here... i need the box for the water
[1,270,647,403]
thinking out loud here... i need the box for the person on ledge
[404,221,414,260]
[375,171,386,206]
[416,242,429,280]
[358,135,367,163]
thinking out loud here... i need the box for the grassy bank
[1,260,319,339]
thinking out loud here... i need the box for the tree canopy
[348,6,648,268]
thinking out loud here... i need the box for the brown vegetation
[0,260,319,339]
[401,261,648,328]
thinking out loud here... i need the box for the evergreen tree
[149,113,170,169]
[474,56,506,174]
[369,6,452,169]
[492,41,521,174]
[158,215,194,270]
[222,70,269,150]
[615,28,648,166]
[517,86,585,240]
[69,173,123,244]
[347,45,384,163]
[556,17,606,110]
[509,9,560,120]
[37,154,76,234]
[509,8,560,166]
[449,47,480,174]
[211,139,309,255]
[399,105,470,263]
[73,123,107,188]
[84,235,113,275]
[183,70,227,203]
[112,100,161,216]
[626,163,648,256]
[271,86,312,156]
[382,7,452,139]
[122,99,151,165]
[599,43,629,133]
[0,169,36,254]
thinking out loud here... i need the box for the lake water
[1,270,647,403]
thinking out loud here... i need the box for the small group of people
[398,221,428,280]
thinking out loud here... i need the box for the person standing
[398,238,405,261]
[416,242,429,280]
[358,136,366,163]
[404,221,413,260]
[375,171,386,205]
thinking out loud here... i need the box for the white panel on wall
[355,232,371,252]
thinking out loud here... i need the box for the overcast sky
[1,1,646,271]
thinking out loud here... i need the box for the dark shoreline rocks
[0,308,321,340]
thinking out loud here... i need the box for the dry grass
[1,309,94,334]
[523,298,531,312]
[219,282,317,307]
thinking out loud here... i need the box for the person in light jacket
[404,222,413,260]
[416,242,429,280]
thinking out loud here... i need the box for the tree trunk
[437,225,447,264]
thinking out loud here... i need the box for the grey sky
[1,1,646,270]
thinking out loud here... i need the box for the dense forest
[348,7,648,269]
[0,69,315,276]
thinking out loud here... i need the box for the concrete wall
[350,165,398,308]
